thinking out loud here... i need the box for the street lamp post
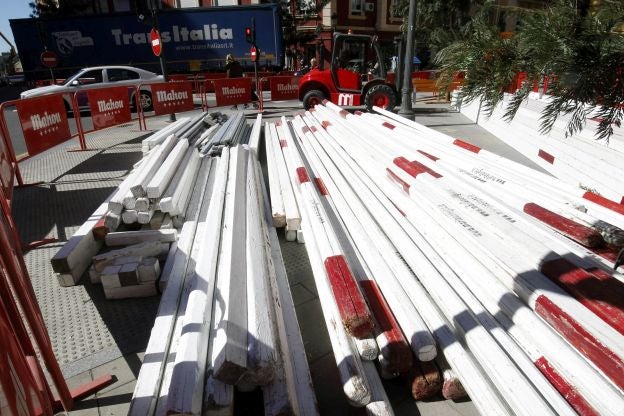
[398,0,416,120]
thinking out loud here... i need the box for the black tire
[135,90,153,112]
[364,84,397,112]
[302,89,325,110]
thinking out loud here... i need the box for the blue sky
[0,1,33,54]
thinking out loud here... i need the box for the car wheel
[136,90,153,112]
[302,89,325,110]
[364,84,397,112]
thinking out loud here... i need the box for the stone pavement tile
[91,353,143,395]
[290,282,317,306]
[294,298,332,363]
[96,380,136,416]
[308,352,359,416]
[299,278,318,296]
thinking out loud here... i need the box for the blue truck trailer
[10,4,283,80]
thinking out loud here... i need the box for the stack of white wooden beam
[129,114,317,415]
[50,116,198,287]
[458,92,624,203]
[272,102,624,415]
[50,112,255,296]
[265,119,302,242]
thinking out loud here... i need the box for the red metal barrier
[0,296,48,415]
[259,76,300,112]
[0,139,113,414]
[15,95,72,156]
[151,81,195,116]
[213,78,255,107]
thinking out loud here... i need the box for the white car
[20,65,163,112]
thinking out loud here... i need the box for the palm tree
[435,0,624,141]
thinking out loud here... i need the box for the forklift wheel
[364,84,397,111]
[303,90,325,110]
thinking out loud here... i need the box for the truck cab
[299,33,398,111]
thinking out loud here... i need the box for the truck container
[10,4,283,80]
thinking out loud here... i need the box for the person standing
[225,54,243,78]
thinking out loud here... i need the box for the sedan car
[20,65,163,113]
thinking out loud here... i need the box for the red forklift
[298,32,401,111]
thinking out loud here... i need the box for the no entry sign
[150,28,162,57]
[40,50,58,68]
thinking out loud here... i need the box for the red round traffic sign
[40,50,59,68]
[150,28,162,57]
[250,46,258,62]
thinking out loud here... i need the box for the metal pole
[252,18,259,107]
[398,0,416,120]
[151,2,176,122]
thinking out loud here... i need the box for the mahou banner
[213,78,253,106]
[151,82,195,115]
[15,95,71,156]
[269,76,299,100]
[87,87,131,130]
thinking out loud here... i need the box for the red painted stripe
[279,140,287,148]
[310,126,318,132]
[322,99,329,105]
[418,150,439,161]
[324,255,374,338]
[309,108,316,113]
[538,149,555,164]
[296,167,310,184]
[359,280,412,373]
[321,121,331,129]
[523,203,603,247]
[453,139,481,153]
[394,157,423,178]
[386,168,411,194]
[302,126,311,133]
[354,110,363,116]
[588,246,624,270]
[382,122,395,130]
[315,178,329,196]
[621,196,624,205]
[339,109,349,118]
[585,267,612,281]
[541,258,624,335]
[534,294,624,389]
[410,160,442,178]
[582,192,624,215]
[394,157,442,179]
[534,356,598,416]
[275,121,282,127]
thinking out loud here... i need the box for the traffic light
[245,27,253,43]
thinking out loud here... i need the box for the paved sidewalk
[12,101,541,415]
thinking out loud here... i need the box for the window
[107,68,140,82]
[389,0,403,22]
[350,0,364,17]
[77,69,104,85]
[298,0,316,14]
